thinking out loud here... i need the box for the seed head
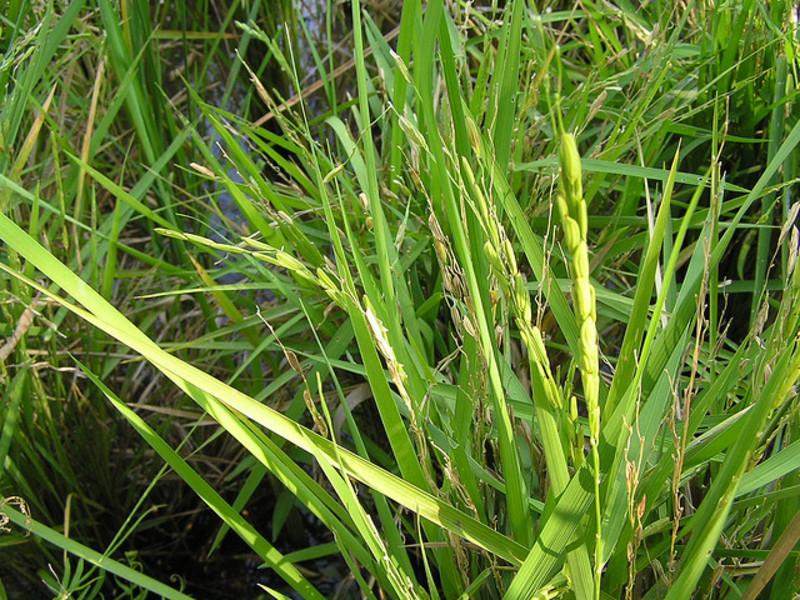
[559,132,583,204]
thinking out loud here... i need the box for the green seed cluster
[556,132,600,447]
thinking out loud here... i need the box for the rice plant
[1,0,799,598]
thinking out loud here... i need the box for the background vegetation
[1,0,799,598]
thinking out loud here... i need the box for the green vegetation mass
[1,0,799,598]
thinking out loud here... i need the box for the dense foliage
[1,1,799,598]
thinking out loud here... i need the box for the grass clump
[1,0,800,599]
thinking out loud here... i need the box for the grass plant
[1,0,799,598]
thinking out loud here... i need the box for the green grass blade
[0,369,27,470]
[505,467,595,598]
[737,438,800,497]
[487,0,523,171]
